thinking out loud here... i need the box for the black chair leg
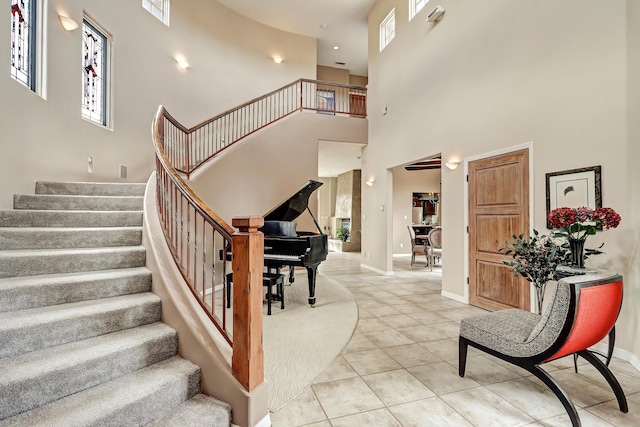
[527,364,581,427]
[578,350,628,413]
[458,338,468,377]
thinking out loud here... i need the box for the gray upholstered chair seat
[460,282,571,358]
[460,309,540,356]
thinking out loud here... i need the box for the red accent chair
[459,272,627,427]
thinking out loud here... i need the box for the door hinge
[466,174,469,182]
[466,225,469,233]
[467,277,470,284]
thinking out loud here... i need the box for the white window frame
[81,16,112,129]
[142,0,170,26]
[379,8,396,52]
[410,0,430,21]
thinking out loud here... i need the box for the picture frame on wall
[545,165,602,229]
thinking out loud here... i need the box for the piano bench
[225,272,285,315]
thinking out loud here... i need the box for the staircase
[0,181,231,426]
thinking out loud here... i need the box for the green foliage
[336,226,350,242]
[498,230,566,289]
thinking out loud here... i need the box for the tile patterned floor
[270,251,640,427]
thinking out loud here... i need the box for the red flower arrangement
[548,206,621,268]
[548,206,621,240]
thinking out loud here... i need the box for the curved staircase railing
[151,79,366,392]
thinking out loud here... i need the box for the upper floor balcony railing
[165,79,367,178]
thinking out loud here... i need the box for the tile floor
[270,251,640,427]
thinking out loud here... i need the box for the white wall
[365,0,638,360]
[0,0,317,209]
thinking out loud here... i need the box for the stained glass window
[142,0,170,26]
[10,0,36,90]
[82,19,109,126]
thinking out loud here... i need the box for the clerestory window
[410,0,430,20]
[142,0,170,26]
[380,9,395,52]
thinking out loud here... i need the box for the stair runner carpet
[0,181,231,426]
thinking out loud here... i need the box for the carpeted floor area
[263,263,358,410]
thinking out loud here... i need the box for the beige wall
[0,0,316,209]
[317,65,368,87]
[318,177,338,235]
[188,112,367,233]
[317,65,350,84]
[622,0,640,363]
[392,167,440,255]
[365,0,639,363]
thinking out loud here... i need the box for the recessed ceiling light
[333,45,340,50]
[320,24,329,29]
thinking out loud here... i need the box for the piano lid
[263,180,323,222]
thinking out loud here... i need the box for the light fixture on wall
[366,178,375,187]
[272,56,283,64]
[58,14,78,31]
[445,161,460,171]
[175,58,189,70]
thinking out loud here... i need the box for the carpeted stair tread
[0,322,178,419]
[35,181,146,197]
[13,194,143,211]
[146,393,232,427]
[0,292,161,358]
[0,246,146,278]
[0,267,152,312]
[0,210,143,228]
[0,356,201,427]
[0,226,142,250]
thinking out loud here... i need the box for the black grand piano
[261,180,328,307]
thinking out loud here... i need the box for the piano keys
[261,180,328,307]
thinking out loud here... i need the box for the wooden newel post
[231,216,265,392]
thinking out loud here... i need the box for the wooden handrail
[153,105,265,391]
[150,79,366,392]
[163,79,366,178]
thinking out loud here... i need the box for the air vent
[335,61,346,66]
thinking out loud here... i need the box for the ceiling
[216,0,377,77]
[215,1,381,178]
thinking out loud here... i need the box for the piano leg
[288,266,295,284]
[306,264,320,307]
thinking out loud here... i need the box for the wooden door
[349,94,366,117]
[469,149,530,311]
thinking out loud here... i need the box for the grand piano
[261,180,328,307]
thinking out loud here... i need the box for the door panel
[469,149,530,311]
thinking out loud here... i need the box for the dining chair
[407,225,427,266]
[427,227,442,271]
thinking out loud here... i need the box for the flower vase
[568,238,585,268]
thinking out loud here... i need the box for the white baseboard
[360,263,394,276]
[441,289,468,304]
